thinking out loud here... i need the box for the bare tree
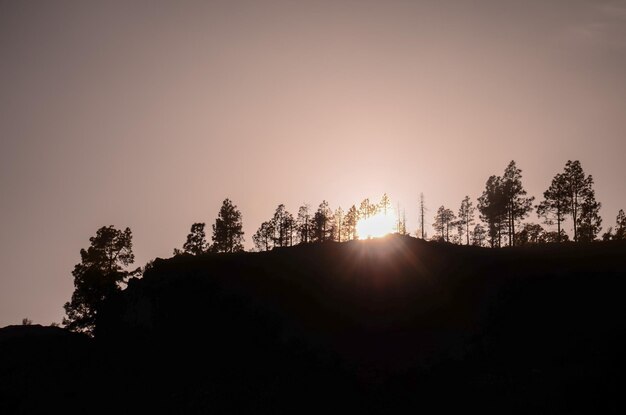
[418,193,427,239]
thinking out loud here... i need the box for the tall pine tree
[561,160,594,242]
[501,161,534,246]
[63,226,140,335]
[478,175,506,247]
[296,204,312,244]
[536,172,570,243]
[211,198,244,253]
[457,196,476,245]
[312,200,333,242]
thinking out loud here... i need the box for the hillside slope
[3,236,626,413]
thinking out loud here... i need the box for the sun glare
[356,211,397,239]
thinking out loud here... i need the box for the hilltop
[2,235,626,413]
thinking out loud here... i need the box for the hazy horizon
[2,0,626,327]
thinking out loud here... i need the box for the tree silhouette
[343,205,359,240]
[359,198,377,219]
[516,223,544,245]
[604,209,626,241]
[472,223,487,246]
[63,225,139,335]
[615,209,626,240]
[211,198,244,253]
[502,161,534,246]
[333,207,345,242]
[561,160,596,242]
[379,193,392,216]
[577,186,602,242]
[271,204,294,247]
[285,211,295,246]
[433,206,445,241]
[398,208,408,235]
[253,221,274,251]
[176,223,209,255]
[296,204,312,244]
[537,172,570,243]
[418,193,427,239]
[457,196,475,245]
[541,230,570,243]
[312,200,333,242]
[433,206,455,242]
[478,175,506,247]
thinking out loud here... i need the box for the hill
[2,235,626,413]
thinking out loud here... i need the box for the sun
[356,211,397,239]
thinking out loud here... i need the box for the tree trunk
[511,209,516,247]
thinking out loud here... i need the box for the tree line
[433,160,616,247]
[63,159,625,334]
[177,159,622,252]
[177,193,407,254]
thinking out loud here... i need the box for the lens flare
[356,211,397,239]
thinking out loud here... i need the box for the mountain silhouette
[2,235,625,414]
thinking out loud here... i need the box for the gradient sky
[1,0,625,327]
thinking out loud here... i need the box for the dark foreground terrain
[2,236,626,414]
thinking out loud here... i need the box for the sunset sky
[1,0,625,327]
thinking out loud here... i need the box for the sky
[1,0,625,327]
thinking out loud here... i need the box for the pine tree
[516,223,544,245]
[359,198,378,219]
[605,209,626,241]
[418,193,427,239]
[253,221,274,251]
[615,209,626,240]
[433,206,455,242]
[271,204,294,247]
[536,172,570,243]
[177,223,209,255]
[399,209,407,235]
[312,200,333,242]
[472,224,487,246]
[561,160,594,242]
[285,211,295,246]
[343,205,359,240]
[296,204,312,244]
[478,175,506,247]
[334,207,344,242]
[63,226,140,335]
[501,161,534,246]
[444,208,455,242]
[457,196,476,245]
[211,198,244,253]
[577,187,602,242]
[379,193,391,216]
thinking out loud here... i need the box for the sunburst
[356,211,397,239]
